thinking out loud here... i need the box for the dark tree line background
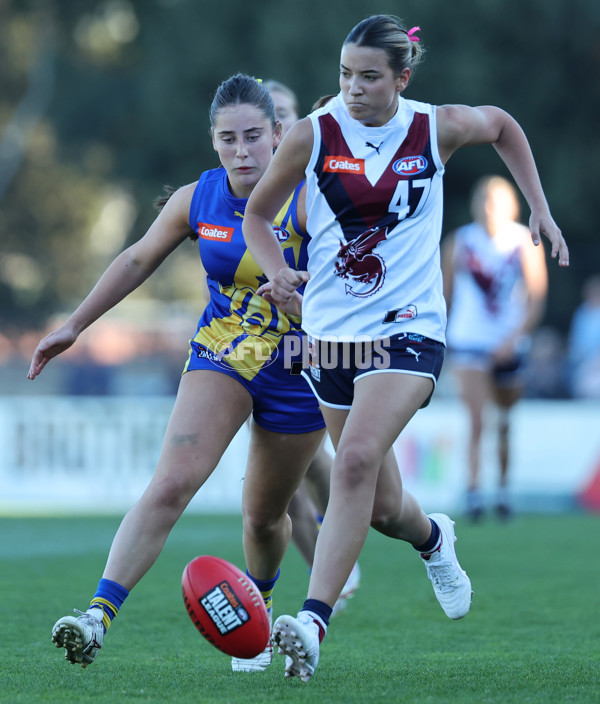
[1,0,599,335]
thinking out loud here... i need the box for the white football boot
[231,610,273,672]
[51,609,104,667]
[332,562,361,617]
[272,612,320,683]
[421,513,473,619]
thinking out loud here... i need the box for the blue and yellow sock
[247,568,280,615]
[87,578,130,634]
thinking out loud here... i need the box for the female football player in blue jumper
[243,15,569,682]
[28,74,330,673]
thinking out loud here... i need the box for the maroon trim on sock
[420,535,443,560]
[315,621,326,643]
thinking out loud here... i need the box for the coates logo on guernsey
[323,156,365,174]
[392,156,428,176]
[198,223,234,242]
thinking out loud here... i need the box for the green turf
[0,512,598,703]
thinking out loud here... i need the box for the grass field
[0,512,598,703]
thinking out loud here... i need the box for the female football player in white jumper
[243,14,569,682]
[442,175,548,521]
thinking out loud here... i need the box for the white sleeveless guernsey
[445,221,530,353]
[302,93,446,343]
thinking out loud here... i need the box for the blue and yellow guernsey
[184,167,309,381]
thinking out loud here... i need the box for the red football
[182,555,270,658]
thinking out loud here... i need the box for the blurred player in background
[243,14,568,681]
[263,80,300,136]
[28,74,327,674]
[442,176,548,520]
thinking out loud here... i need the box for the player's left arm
[437,104,569,267]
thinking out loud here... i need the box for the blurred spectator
[524,327,570,398]
[524,326,569,399]
[568,274,600,398]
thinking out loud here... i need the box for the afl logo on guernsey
[197,222,234,242]
[392,156,428,176]
[272,226,291,243]
[323,156,365,174]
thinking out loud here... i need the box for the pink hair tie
[407,26,421,42]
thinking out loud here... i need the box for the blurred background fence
[0,395,249,513]
[2,396,598,515]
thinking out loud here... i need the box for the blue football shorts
[184,334,325,434]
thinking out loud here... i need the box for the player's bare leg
[52,371,252,668]
[455,367,489,520]
[288,487,319,566]
[274,373,471,681]
[103,371,252,589]
[242,422,324,580]
[233,422,324,672]
[308,373,433,606]
[492,382,522,518]
[291,436,362,616]
[302,439,332,516]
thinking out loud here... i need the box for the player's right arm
[27,183,196,379]
[243,117,313,310]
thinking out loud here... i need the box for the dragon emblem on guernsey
[334,226,388,298]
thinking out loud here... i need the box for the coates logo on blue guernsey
[393,155,428,176]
